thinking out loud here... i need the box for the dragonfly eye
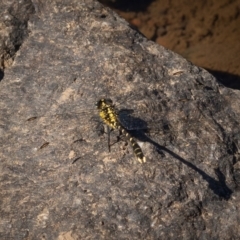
[95,98,113,109]
[95,98,105,109]
[105,98,113,105]
[95,100,101,109]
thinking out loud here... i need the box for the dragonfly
[26,97,175,163]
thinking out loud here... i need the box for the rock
[0,0,35,72]
[0,0,240,239]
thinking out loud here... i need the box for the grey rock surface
[0,0,34,74]
[0,0,240,239]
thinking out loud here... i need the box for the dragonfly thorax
[97,98,119,129]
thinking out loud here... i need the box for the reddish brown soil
[101,0,240,88]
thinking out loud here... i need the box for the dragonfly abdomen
[118,125,146,163]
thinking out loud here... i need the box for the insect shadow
[121,110,232,200]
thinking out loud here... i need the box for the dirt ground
[100,0,240,89]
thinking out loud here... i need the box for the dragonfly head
[95,98,113,109]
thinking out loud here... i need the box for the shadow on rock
[136,131,233,200]
[207,68,240,90]
[0,69,4,81]
[99,0,155,12]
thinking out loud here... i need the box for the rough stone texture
[0,0,240,239]
[106,0,240,89]
[0,0,35,75]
